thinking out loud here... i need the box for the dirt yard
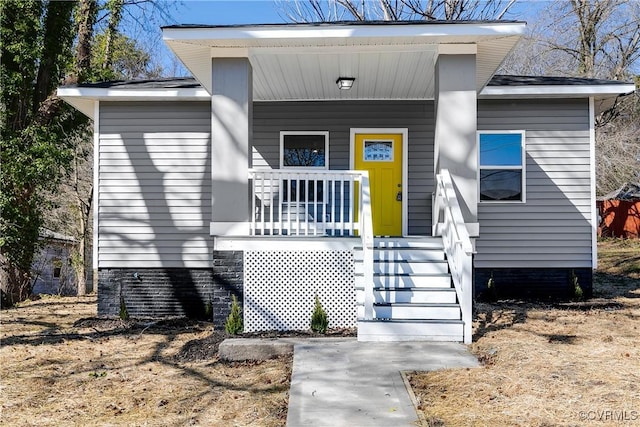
[0,297,291,427]
[2,240,638,426]
[409,238,640,426]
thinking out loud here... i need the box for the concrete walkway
[286,339,479,427]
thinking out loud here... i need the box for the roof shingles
[68,75,631,90]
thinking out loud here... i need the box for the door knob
[396,191,402,201]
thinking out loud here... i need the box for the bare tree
[503,1,640,80]
[596,91,640,195]
[276,0,517,22]
[500,1,640,195]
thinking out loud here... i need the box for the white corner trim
[480,84,636,98]
[210,221,251,236]
[589,97,598,270]
[93,101,100,270]
[438,44,477,55]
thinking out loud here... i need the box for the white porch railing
[433,169,475,344]
[249,169,368,237]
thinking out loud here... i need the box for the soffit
[163,22,525,101]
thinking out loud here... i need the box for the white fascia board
[57,87,210,118]
[479,84,636,98]
[57,86,210,100]
[163,22,525,44]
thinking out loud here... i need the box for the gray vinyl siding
[98,101,212,268]
[476,99,593,268]
[253,101,435,235]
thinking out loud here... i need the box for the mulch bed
[71,317,356,362]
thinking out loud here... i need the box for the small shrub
[119,295,129,321]
[485,271,498,301]
[310,294,329,334]
[204,300,213,320]
[570,270,584,301]
[225,295,243,335]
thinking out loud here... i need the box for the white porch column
[210,58,253,236]
[434,47,479,235]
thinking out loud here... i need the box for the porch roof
[58,75,636,120]
[161,21,526,101]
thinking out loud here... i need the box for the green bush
[204,300,213,320]
[570,270,584,301]
[225,295,243,335]
[119,295,129,321]
[482,271,498,302]
[310,294,329,334]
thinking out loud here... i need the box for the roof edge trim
[480,84,636,98]
[57,87,210,100]
[162,21,526,42]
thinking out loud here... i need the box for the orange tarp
[598,200,640,238]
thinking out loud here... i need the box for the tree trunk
[1,255,32,307]
[75,207,88,296]
[76,0,98,82]
[102,0,125,71]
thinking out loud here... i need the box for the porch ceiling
[163,22,525,101]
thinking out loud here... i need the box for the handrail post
[360,172,374,321]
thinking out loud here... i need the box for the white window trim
[279,131,329,169]
[477,130,526,204]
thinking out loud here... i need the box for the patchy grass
[0,295,291,427]
[409,240,640,426]
[597,238,640,279]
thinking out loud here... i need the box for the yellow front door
[354,133,403,236]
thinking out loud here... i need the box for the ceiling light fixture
[336,77,355,90]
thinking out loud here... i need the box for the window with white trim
[280,131,328,169]
[478,131,525,202]
[279,131,328,208]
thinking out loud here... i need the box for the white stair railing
[433,169,474,344]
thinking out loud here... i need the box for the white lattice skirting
[244,250,356,332]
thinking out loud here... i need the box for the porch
[215,168,473,343]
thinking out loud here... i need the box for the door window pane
[363,140,394,161]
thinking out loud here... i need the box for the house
[598,182,640,238]
[31,229,78,296]
[58,21,636,343]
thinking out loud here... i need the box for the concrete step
[356,287,457,304]
[355,260,449,275]
[358,303,461,320]
[357,319,464,342]
[355,273,452,288]
[354,248,446,262]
